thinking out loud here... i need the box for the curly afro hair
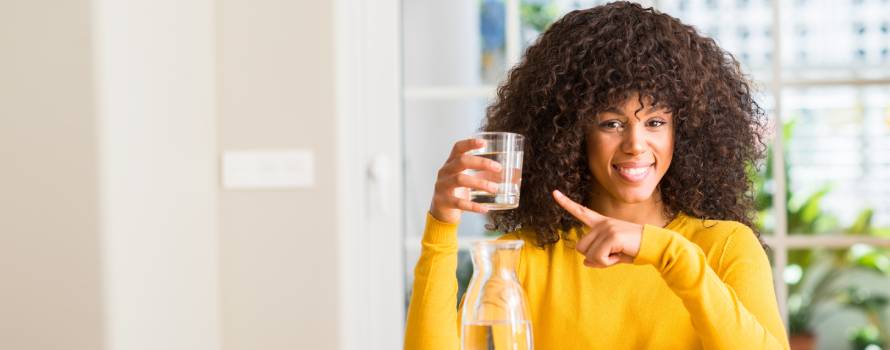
[482,1,768,248]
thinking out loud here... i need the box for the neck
[588,187,670,227]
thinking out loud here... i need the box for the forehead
[600,93,673,117]
[601,104,666,116]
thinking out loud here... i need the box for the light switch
[222,150,314,189]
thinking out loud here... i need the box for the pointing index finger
[552,190,603,227]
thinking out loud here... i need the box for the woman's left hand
[552,189,643,268]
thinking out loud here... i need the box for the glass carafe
[460,240,533,350]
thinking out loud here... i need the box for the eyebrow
[601,105,667,118]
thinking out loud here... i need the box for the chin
[613,187,657,203]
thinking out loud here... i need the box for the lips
[612,162,654,183]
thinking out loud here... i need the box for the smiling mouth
[612,164,654,182]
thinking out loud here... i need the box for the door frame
[335,0,405,348]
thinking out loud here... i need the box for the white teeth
[616,166,649,175]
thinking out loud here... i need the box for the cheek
[586,134,615,167]
[657,134,674,171]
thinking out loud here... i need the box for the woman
[405,2,789,349]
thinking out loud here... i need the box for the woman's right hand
[428,138,503,224]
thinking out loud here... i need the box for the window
[402,0,890,346]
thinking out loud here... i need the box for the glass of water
[468,132,524,210]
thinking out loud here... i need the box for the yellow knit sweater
[405,212,789,349]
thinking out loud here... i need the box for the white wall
[0,1,104,348]
[2,0,345,348]
[93,0,221,349]
[217,0,340,349]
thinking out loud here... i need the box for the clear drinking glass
[468,132,524,210]
[461,240,533,350]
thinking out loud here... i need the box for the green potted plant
[781,207,881,350]
[752,120,890,349]
[839,245,890,349]
[849,324,884,350]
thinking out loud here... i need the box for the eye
[647,119,667,128]
[599,120,624,130]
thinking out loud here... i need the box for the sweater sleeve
[404,213,461,350]
[633,224,790,350]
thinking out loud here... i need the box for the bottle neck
[472,245,520,281]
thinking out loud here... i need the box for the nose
[620,123,646,156]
